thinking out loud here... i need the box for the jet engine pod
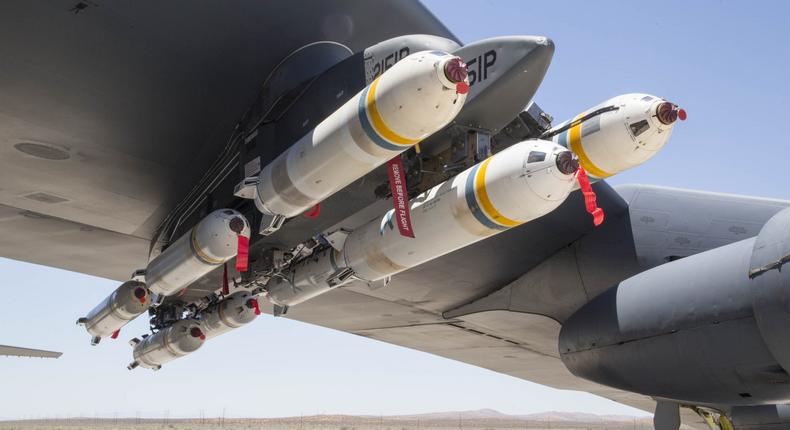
[559,207,790,405]
[730,405,790,430]
[749,207,790,373]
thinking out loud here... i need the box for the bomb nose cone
[555,150,580,175]
[656,101,685,125]
[443,57,468,83]
[228,216,245,234]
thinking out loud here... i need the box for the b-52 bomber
[1,2,788,429]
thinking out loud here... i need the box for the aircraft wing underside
[276,184,789,430]
[0,0,456,281]
[5,3,790,428]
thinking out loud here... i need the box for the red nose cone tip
[456,82,469,95]
[444,57,468,84]
[678,108,687,121]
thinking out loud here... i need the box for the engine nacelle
[730,405,790,430]
[559,207,790,405]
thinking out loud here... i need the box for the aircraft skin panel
[617,184,790,269]
[285,276,709,428]
[0,345,62,359]
[0,202,149,281]
[0,0,455,278]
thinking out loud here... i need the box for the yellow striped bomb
[252,50,468,221]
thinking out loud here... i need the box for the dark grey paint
[731,405,790,429]
[0,0,455,277]
[560,207,790,406]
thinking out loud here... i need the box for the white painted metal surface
[253,50,468,218]
[129,319,205,370]
[145,209,251,297]
[200,292,259,340]
[265,139,578,306]
[552,93,681,179]
[79,281,150,343]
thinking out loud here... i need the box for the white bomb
[550,93,684,179]
[265,139,580,307]
[246,50,469,233]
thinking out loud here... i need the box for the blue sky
[1,0,788,421]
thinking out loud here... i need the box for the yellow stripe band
[474,158,521,228]
[190,227,224,265]
[366,78,418,147]
[568,113,613,179]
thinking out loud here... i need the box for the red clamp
[576,167,605,227]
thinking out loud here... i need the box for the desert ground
[0,412,653,430]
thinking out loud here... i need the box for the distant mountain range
[381,408,650,423]
[1,408,653,424]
